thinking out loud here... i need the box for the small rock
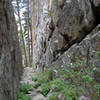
[32,94,47,100]
[58,93,63,100]
[47,90,52,97]
[79,96,91,100]
[36,87,42,92]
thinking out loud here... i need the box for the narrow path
[20,67,48,100]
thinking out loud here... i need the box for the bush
[48,93,58,100]
[50,78,64,92]
[32,77,38,82]
[23,95,32,100]
[17,83,33,100]
[36,68,52,84]
[41,83,50,96]
[33,82,41,88]
[63,86,78,100]
[20,83,33,94]
[34,52,100,99]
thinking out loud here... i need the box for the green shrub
[94,83,100,97]
[23,95,32,100]
[63,86,78,100]
[82,74,93,83]
[40,83,50,96]
[20,83,33,94]
[17,83,33,100]
[48,93,58,100]
[36,68,52,84]
[32,77,38,82]
[17,92,24,100]
[34,51,100,99]
[50,78,64,92]
[18,95,32,100]
[33,82,41,88]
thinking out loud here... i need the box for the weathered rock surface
[31,0,52,67]
[51,25,100,82]
[79,96,91,100]
[57,0,95,43]
[31,0,100,99]
[0,0,22,100]
[31,0,100,68]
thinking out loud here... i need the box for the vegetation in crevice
[31,50,100,100]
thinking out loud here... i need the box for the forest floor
[19,67,93,100]
[20,67,48,100]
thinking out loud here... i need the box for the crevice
[55,0,100,57]
[52,22,100,63]
[48,19,55,41]
[39,0,100,66]
[4,1,10,31]
[90,0,100,25]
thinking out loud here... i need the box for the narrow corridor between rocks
[20,67,48,100]
[0,0,100,100]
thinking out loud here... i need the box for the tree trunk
[27,0,31,66]
[29,18,33,67]
[0,0,22,100]
[16,0,28,66]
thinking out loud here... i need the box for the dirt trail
[21,67,48,100]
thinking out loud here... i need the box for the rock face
[0,0,22,100]
[31,0,100,67]
[31,0,52,67]
[31,0,100,99]
[31,0,100,83]
[57,0,95,43]
[51,25,100,82]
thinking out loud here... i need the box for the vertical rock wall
[31,0,100,68]
[31,1,100,97]
[0,0,22,100]
[31,0,52,67]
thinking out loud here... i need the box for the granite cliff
[31,0,100,82]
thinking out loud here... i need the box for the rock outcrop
[31,0,52,67]
[29,0,100,99]
[57,0,95,43]
[31,0,100,86]
[0,0,22,100]
[31,0,100,67]
[79,96,91,100]
[51,24,100,82]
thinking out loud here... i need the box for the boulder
[51,24,100,83]
[43,0,98,68]
[31,0,100,85]
[57,0,95,44]
[79,96,91,100]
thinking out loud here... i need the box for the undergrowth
[17,83,33,100]
[31,50,100,100]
